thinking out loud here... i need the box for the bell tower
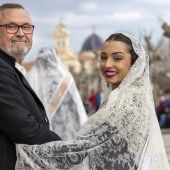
[53,23,81,74]
[53,23,70,52]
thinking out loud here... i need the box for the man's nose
[16,27,24,36]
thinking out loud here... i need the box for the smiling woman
[100,41,131,90]
[16,33,170,170]
[100,33,139,90]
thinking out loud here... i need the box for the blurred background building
[23,21,170,109]
[23,23,103,102]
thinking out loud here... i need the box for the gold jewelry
[107,83,109,88]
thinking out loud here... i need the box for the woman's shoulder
[123,85,144,98]
[119,86,146,107]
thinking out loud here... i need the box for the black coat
[0,50,61,170]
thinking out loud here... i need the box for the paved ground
[161,128,170,164]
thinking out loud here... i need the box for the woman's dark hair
[104,33,138,65]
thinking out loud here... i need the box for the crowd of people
[82,89,103,116]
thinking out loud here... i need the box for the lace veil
[15,33,170,170]
[26,46,87,140]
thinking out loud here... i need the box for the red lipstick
[104,70,117,78]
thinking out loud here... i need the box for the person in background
[94,89,102,111]
[0,3,61,169]
[156,96,166,121]
[27,46,88,140]
[88,89,96,111]
[156,95,170,128]
[82,95,91,115]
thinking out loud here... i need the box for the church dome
[81,33,103,52]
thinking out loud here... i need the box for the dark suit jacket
[0,50,61,170]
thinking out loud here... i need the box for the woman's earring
[107,83,109,88]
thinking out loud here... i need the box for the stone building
[77,32,103,98]
[53,23,81,74]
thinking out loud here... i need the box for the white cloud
[139,0,170,3]
[79,2,99,11]
[113,12,142,20]
[161,11,170,24]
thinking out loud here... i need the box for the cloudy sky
[2,0,170,62]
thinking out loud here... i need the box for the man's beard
[10,45,30,61]
[1,43,31,62]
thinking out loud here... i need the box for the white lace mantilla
[15,33,170,170]
[26,47,87,140]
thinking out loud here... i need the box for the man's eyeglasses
[0,24,35,34]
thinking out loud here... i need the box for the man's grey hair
[0,3,26,18]
[0,3,25,10]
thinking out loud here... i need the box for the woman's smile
[104,70,118,78]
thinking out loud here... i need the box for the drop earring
[107,83,109,88]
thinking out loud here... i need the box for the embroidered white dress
[15,33,170,170]
[26,47,87,140]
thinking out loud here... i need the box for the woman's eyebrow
[112,52,125,55]
[100,51,125,55]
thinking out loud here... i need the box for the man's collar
[0,50,26,76]
[15,62,27,77]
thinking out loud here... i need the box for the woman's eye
[100,56,107,60]
[114,57,122,61]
